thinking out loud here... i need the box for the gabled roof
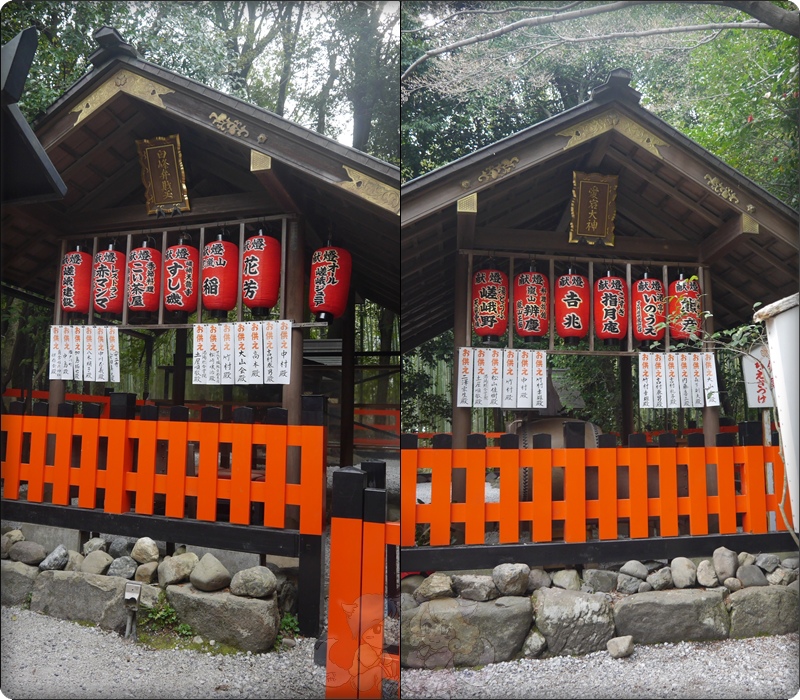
[2,27,400,315]
[400,69,799,354]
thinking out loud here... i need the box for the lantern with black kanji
[472,268,508,344]
[308,245,351,323]
[59,244,92,315]
[631,272,665,345]
[163,234,199,318]
[127,238,162,320]
[514,268,549,338]
[92,243,125,316]
[554,267,589,341]
[594,270,628,344]
[242,230,281,315]
[668,273,702,341]
[201,232,238,317]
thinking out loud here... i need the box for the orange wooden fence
[400,443,793,547]
[326,467,400,699]
[1,412,326,535]
[353,408,401,448]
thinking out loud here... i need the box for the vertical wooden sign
[277,320,292,384]
[82,325,95,382]
[72,326,84,383]
[678,352,693,408]
[652,352,666,409]
[690,352,705,407]
[49,326,62,380]
[95,326,109,383]
[193,323,208,385]
[234,322,248,385]
[487,348,502,408]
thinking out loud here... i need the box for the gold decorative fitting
[557,110,667,158]
[746,204,756,213]
[568,171,618,247]
[477,157,519,184]
[250,151,272,172]
[70,70,174,125]
[136,134,190,216]
[461,180,471,189]
[704,174,739,204]
[457,193,477,213]
[209,112,250,138]
[257,133,268,144]
[742,213,760,234]
[338,166,400,215]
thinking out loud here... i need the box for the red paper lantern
[514,270,549,337]
[555,269,589,340]
[201,234,239,313]
[308,246,352,322]
[668,274,702,341]
[472,269,508,342]
[631,273,665,343]
[59,245,92,314]
[163,237,199,313]
[594,271,628,342]
[127,240,162,313]
[242,232,281,312]
[92,244,125,315]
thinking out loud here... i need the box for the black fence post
[109,392,136,419]
[564,421,586,448]
[738,421,763,446]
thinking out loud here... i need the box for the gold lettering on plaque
[569,171,618,246]
[704,174,740,203]
[208,112,250,138]
[136,134,190,215]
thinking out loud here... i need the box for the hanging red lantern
[92,243,125,315]
[127,239,162,314]
[668,273,702,341]
[164,235,199,314]
[308,246,352,322]
[514,269,549,338]
[59,245,92,315]
[631,272,665,344]
[472,268,508,343]
[202,233,239,314]
[555,268,589,340]
[242,230,281,313]
[594,270,628,343]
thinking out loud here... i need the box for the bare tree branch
[555,20,769,44]
[401,3,584,33]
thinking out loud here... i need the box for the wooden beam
[699,214,756,263]
[250,151,301,214]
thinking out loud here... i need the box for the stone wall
[400,547,799,669]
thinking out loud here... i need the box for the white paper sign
[49,325,62,380]
[742,344,774,408]
[457,347,473,407]
[472,348,489,407]
[82,325,96,382]
[638,352,654,408]
[665,352,681,408]
[207,323,221,385]
[107,326,120,383]
[678,352,693,408]
[651,352,666,409]
[247,321,264,385]
[276,320,292,384]
[193,323,208,385]
[702,352,720,407]
[531,350,547,409]
[220,323,235,385]
[516,348,533,409]
[60,325,73,380]
[486,348,502,408]
[690,352,705,407]
[502,349,517,408]
[263,320,279,384]
[72,326,83,382]
[95,326,109,383]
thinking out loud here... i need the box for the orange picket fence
[400,440,794,548]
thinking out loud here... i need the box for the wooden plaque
[136,134,190,215]
[569,171,618,246]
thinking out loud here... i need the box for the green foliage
[272,611,300,650]
[176,622,193,637]
[401,330,454,433]
[143,592,179,631]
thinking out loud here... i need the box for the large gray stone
[190,553,232,592]
[551,569,581,591]
[582,568,617,593]
[696,559,719,588]
[82,537,108,556]
[230,566,278,598]
[670,557,697,588]
[754,553,780,573]
[532,588,615,656]
[1,560,40,606]
[107,556,138,579]
[616,573,641,595]
[451,574,499,601]
[38,544,69,572]
[81,550,113,575]
[493,563,530,596]
[401,596,531,669]
[130,537,160,564]
[607,635,634,659]
[614,589,729,643]
[29,571,129,632]
[646,567,673,591]
[413,572,454,603]
[712,546,738,582]
[729,586,799,638]
[737,564,768,587]
[527,568,552,592]
[166,583,280,653]
[8,541,46,566]
[108,538,132,559]
[619,560,648,580]
[158,552,199,587]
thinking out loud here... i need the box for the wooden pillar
[339,288,356,468]
[620,356,633,441]
[700,265,720,445]
[173,327,187,406]
[283,217,304,489]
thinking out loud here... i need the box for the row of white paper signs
[639,352,719,409]
[49,325,121,382]
[457,347,548,409]
[192,321,292,385]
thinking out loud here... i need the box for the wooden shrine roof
[400,69,798,354]
[1,27,400,316]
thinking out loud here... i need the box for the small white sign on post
[107,326,121,384]
[60,325,73,380]
[638,352,654,409]
[456,347,474,408]
[486,348,502,408]
[234,322,248,385]
[49,325,62,380]
[473,348,489,408]
[702,352,720,407]
[207,323,221,385]
[192,323,208,385]
[72,326,83,382]
[277,320,292,384]
[665,352,681,409]
[263,320,278,385]
[516,348,533,409]
[532,350,547,409]
[82,325,96,382]
[678,352,693,408]
[247,321,264,385]
[742,344,774,408]
[652,352,666,409]
[220,323,235,385]
[690,352,705,407]
[95,326,109,383]
[502,348,517,408]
